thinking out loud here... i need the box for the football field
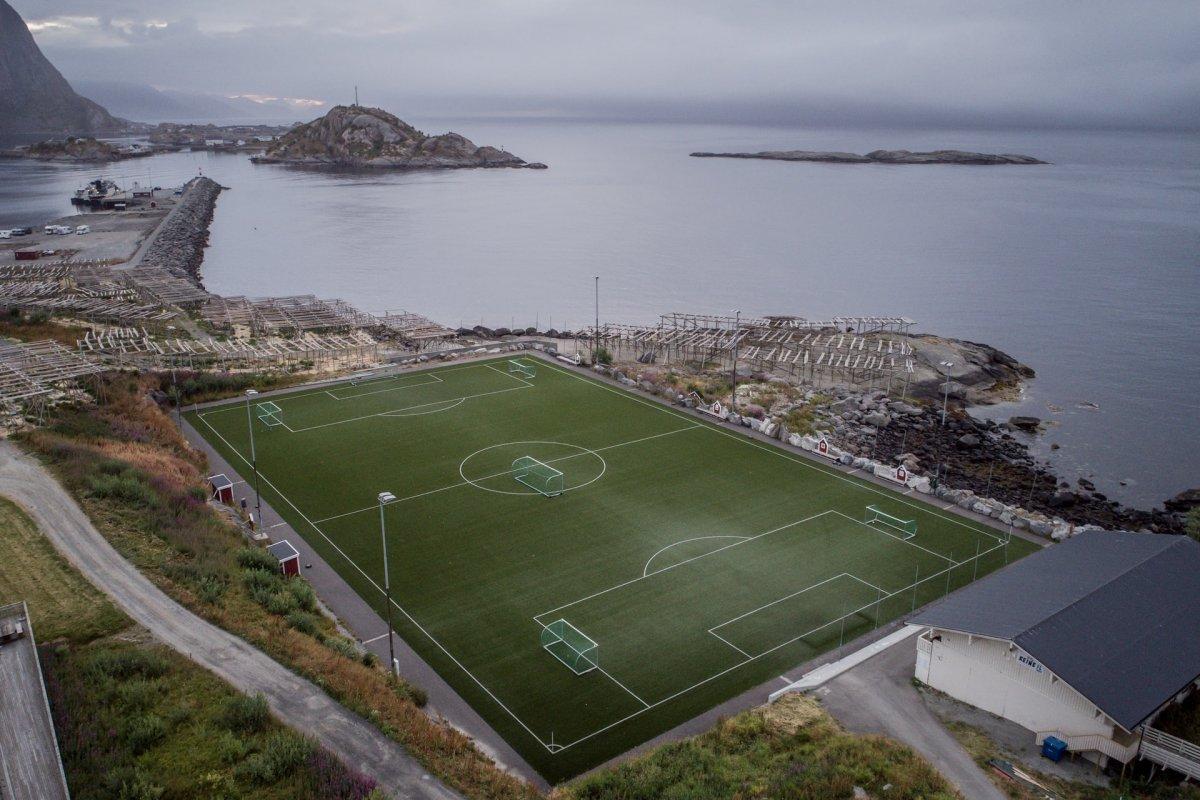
[187,355,1036,781]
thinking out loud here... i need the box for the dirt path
[815,639,1006,800]
[0,441,462,800]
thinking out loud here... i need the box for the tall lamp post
[938,361,954,426]
[244,389,261,529]
[593,276,600,365]
[730,309,741,413]
[377,491,398,677]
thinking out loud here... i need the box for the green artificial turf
[187,356,1037,782]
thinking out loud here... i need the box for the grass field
[188,355,1038,782]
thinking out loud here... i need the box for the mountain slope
[254,105,545,168]
[0,0,125,134]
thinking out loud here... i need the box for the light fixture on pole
[593,276,600,365]
[938,361,954,426]
[730,309,741,413]
[244,389,261,529]
[377,490,398,677]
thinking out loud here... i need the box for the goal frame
[512,455,563,497]
[540,618,598,675]
[863,504,917,539]
[508,358,536,379]
[256,400,283,428]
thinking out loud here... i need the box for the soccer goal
[540,619,598,674]
[864,505,917,539]
[508,358,536,379]
[512,456,563,497]
[255,401,283,428]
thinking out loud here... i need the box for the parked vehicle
[10,227,32,236]
[0,230,11,239]
[75,225,90,235]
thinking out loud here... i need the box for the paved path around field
[814,636,1007,800]
[0,441,462,800]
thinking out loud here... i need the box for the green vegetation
[0,493,381,800]
[188,357,1036,781]
[1186,507,1200,543]
[0,495,126,642]
[558,694,956,800]
[1154,690,1200,746]
[22,372,536,800]
[0,307,89,347]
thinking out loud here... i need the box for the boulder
[956,433,981,448]
[863,411,891,428]
[1009,416,1041,431]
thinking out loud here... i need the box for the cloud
[13,0,1200,130]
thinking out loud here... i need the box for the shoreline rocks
[690,149,1047,165]
[138,176,222,286]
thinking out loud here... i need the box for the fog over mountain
[13,0,1200,131]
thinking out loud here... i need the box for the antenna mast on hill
[355,85,359,106]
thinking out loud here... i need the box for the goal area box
[255,401,283,428]
[864,505,917,539]
[540,619,598,674]
[513,455,563,497]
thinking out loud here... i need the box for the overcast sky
[14,0,1200,129]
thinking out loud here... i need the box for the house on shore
[911,531,1200,778]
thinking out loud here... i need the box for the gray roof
[266,540,299,560]
[912,532,1200,730]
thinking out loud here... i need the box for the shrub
[222,693,270,733]
[265,590,298,616]
[86,649,169,681]
[116,678,163,712]
[286,610,319,635]
[122,714,166,754]
[86,471,160,508]
[215,731,248,765]
[288,579,317,612]
[324,636,360,660]
[234,732,314,785]
[242,566,284,594]
[198,573,228,604]
[237,547,279,572]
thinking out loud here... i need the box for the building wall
[916,629,1116,742]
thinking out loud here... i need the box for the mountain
[72,80,321,124]
[252,105,546,169]
[0,0,126,134]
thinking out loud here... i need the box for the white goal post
[508,358,536,378]
[512,456,563,497]
[864,505,917,539]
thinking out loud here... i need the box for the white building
[912,531,1200,775]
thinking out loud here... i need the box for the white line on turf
[642,535,751,577]
[708,573,862,633]
[326,373,443,401]
[597,667,651,708]
[708,630,753,660]
[362,633,389,645]
[380,397,466,417]
[283,385,530,432]
[535,357,1007,546]
[833,510,955,564]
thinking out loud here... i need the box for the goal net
[255,401,283,428]
[512,456,563,497]
[508,358,536,378]
[864,505,917,539]
[540,619,598,674]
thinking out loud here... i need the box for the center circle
[458,441,607,495]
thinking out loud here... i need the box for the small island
[0,136,154,162]
[251,105,547,169]
[690,149,1046,165]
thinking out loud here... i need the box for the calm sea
[1,121,1197,509]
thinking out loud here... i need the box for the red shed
[266,541,301,577]
[15,250,39,261]
[208,473,234,505]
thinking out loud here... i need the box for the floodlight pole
[593,276,600,365]
[378,491,398,677]
[939,361,954,426]
[245,389,261,529]
[730,309,741,413]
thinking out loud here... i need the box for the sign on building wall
[1017,652,1045,674]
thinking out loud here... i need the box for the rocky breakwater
[690,149,1046,165]
[251,105,547,169]
[138,176,222,285]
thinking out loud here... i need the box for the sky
[14,0,1200,130]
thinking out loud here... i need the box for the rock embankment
[252,105,547,169]
[690,149,1046,165]
[138,176,222,285]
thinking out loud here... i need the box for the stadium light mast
[730,309,741,412]
[378,490,398,677]
[938,361,954,426]
[593,276,600,365]
[244,389,262,529]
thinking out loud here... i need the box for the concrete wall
[916,629,1116,744]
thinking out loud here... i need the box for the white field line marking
[597,665,651,708]
[831,510,955,564]
[194,411,557,752]
[532,511,833,622]
[362,632,389,645]
[311,423,701,524]
[380,397,466,417]
[276,385,530,433]
[198,360,508,415]
[778,675,794,684]
[537,357,1006,545]
[708,573,868,633]
[708,629,753,659]
[642,535,750,577]
[485,361,534,388]
[326,373,443,401]
[545,540,1004,755]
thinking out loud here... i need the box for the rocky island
[0,136,153,162]
[690,149,1046,165]
[251,105,547,169]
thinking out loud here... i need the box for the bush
[86,649,169,681]
[286,610,319,635]
[215,731,248,765]
[122,714,166,754]
[86,471,160,508]
[198,573,228,604]
[222,693,270,733]
[288,579,317,612]
[116,678,163,712]
[324,636,360,660]
[234,732,314,785]
[237,547,279,572]
[265,591,298,616]
[242,566,284,594]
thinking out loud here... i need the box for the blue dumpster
[1041,736,1067,762]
